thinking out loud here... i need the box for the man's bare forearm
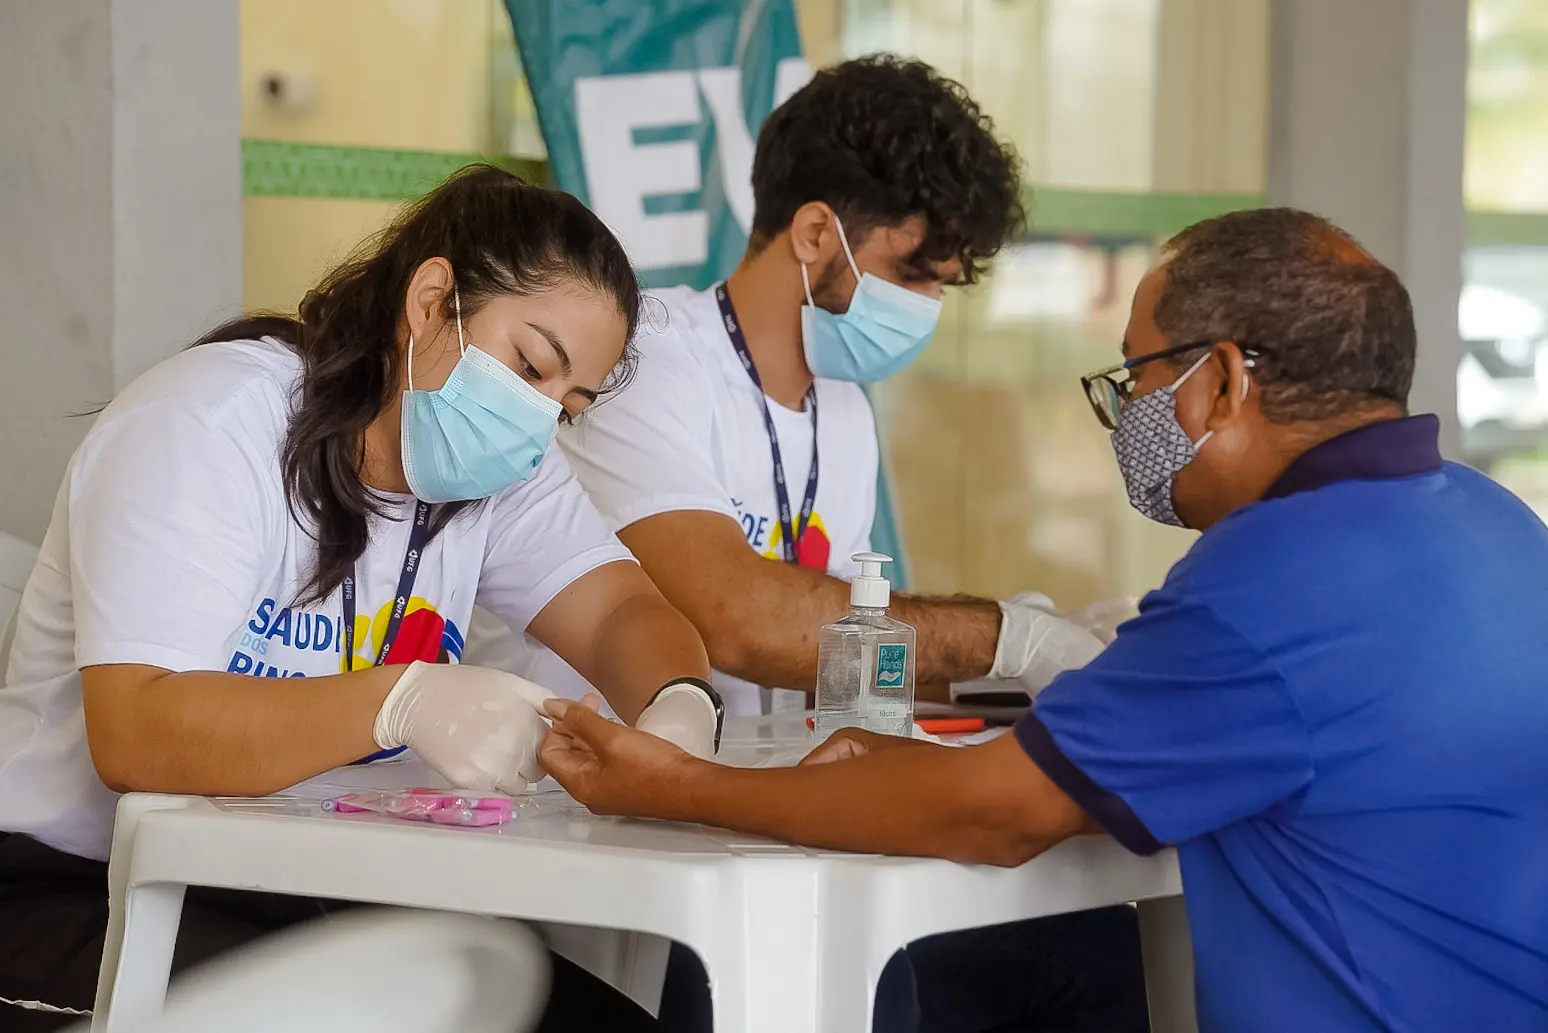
[891,593,1001,683]
[647,735,1078,866]
[621,512,1002,693]
[717,563,1000,691]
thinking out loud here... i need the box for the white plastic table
[92,720,1194,1033]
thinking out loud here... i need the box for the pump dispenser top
[850,552,892,609]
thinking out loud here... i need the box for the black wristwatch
[648,676,726,752]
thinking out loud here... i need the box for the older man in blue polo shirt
[536,207,1548,1032]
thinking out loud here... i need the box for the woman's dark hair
[195,165,642,606]
[748,55,1023,284]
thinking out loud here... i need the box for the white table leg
[541,924,671,1018]
[704,865,822,1033]
[94,794,202,1033]
[839,942,900,1033]
[620,933,671,1018]
[1137,895,1198,1033]
[92,881,186,1033]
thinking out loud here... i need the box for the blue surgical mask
[400,288,562,503]
[800,218,943,382]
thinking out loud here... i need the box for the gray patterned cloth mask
[1111,352,1215,526]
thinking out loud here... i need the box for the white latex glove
[1007,591,1138,646]
[1061,596,1139,645]
[1009,591,1056,613]
[988,597,1106,694]
[373,661,556,793]
[636,681,720,759]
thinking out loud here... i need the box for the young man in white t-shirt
[469,59,1117,722]
[469,56,1147,1033]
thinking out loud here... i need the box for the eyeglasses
[1079,341,1264,431]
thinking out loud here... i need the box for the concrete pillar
[1152,0,1271,195]
[1266,0,1470,457]
[1040,0,1157,192]
[0,0,242,544]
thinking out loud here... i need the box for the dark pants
[0,832,659,1033]
[661,907,1150,1033]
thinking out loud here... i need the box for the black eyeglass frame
[1079,341,1264,431]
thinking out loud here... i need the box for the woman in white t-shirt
[0,166,715,1030]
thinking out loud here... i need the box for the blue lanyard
[714,283,818,565]
[342,499,434,668]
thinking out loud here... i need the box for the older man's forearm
[664,736,1082,866]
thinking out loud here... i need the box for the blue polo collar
[1262,414,1444,502]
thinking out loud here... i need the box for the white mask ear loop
[453,287,468,357]
[1172,351,1251,446]
[1167,350,1217,449]
[1200,359,1251,442]
[406,285,465,393]
[833,216,862,282]
[800,216,863,306]
[1167,350,1214,393]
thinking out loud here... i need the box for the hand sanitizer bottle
[814,552,917,740]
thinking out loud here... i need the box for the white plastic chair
[71,910,550,1033]
[0,609,17,681]
[0,531,38,674]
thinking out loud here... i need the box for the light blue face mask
[400,288,562,503]
[800,218,944,383]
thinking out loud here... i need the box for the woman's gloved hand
[635,680,722,759]
[988,596,1107,694]
[373,661,556,792]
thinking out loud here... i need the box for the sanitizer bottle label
[875,644,908,688]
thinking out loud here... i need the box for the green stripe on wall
[241,139,546,200]
[1026,187,1262,239]
[241,139,1548,248]
[1029,188,1548,248]
[1467,210,1548,248]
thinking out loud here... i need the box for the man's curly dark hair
[749,55,1024,285]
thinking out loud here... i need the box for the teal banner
[506,0,909,584]
[508,0,807,291]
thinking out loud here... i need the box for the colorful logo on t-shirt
[734,504,832,571]
[342,596,465,672]
[224,596,463,678]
